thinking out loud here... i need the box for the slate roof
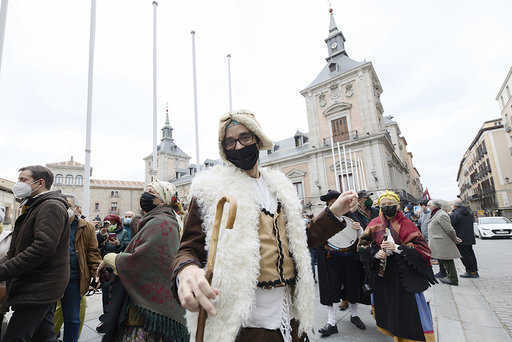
[259,133,310,163]
[307,54,365,89]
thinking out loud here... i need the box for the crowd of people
[0,109,482,342]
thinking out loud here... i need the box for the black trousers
[457,244,478,273]
[4,303,57,342]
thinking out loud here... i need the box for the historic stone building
[0,177,17,229]
[47,158,144,220]
[143,113,194,185]
[260,9,423,214]
[457,119,512,217]
[496,65,512,155]
[142,112,222,200]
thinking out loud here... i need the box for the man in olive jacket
[0,165,69,341]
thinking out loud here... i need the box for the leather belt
[324,244,355,253]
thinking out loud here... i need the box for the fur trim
[185,165,314,341]
[218,110,273,164]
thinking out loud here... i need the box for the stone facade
[0,177,17,229]
[144,113,194,185]
[496,66,512,155]
[260,10,423,214]
[47,158,144,220]
[457,119,512,216]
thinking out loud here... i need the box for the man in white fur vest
[171,110,359,342]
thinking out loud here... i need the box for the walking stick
[196,196,237,342]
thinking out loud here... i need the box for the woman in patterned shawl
[99,180,189,342]
[358,191,436,342]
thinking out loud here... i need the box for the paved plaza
[71,238,512,341]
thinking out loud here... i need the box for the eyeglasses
[222,132,255,150]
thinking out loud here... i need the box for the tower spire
[161,103,173,141]
[165,103,170,126]
[329,8,338,33]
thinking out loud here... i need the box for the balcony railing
[322,130,364,146]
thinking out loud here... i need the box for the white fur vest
[185,165,315,341]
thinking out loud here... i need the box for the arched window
[65,175,73,185]
[55,174,63,185]
[75,175,83,186]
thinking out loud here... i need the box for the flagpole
[191,31,200,168]
[84,0,96,218]
[355,155,363,190]
[226,54,233,112]
[360,157,368,189]
[351,151,361,191]
[330,136,339,191]
[348,148,355,191]
[342,144,350,190]
[151,1,158,181]
[336,142,344,191]
[0,0,8,75]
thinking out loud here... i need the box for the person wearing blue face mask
[120,211,134,246]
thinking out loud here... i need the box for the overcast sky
[1,0,511,200]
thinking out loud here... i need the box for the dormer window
[329,63,338,73]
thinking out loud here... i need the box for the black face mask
[140,192,157,212]
[381,205,398,218]
[224,143,259,171]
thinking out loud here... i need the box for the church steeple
[325,8,347,61]
[161,109,173,142]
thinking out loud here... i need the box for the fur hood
[185,165,314,341]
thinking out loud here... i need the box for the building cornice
[496,65,512,100]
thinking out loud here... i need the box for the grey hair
[62,193,80,208]
[428,199,444,209]
[453,199,464,207]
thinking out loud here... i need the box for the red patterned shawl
[366,210,431,261]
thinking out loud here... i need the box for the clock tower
[325,8,348,73]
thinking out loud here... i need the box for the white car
[474,216,512,239]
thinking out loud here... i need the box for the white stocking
[327,305,336,325]
[350,303,359,317]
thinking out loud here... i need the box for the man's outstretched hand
[330,190,359,217]
[177,264,219,316]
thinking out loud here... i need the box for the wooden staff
[196,196,237,342]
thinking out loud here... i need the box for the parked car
[474,216,512,239]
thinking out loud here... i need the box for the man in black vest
[317,190,367,338]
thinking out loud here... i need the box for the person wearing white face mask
[0,165,70,341]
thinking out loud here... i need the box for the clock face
[331,42,338,50]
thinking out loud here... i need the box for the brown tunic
[171,197,346,341]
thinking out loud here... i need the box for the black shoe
[319,323,338,337]
[434,272,447,278]
[350,316,366,330]
[96,323,107,333]
[439,277,458,286]
[460,272,479,278]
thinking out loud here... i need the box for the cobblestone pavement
[469,238,512,337]
[66,237,512,341]
[77,284,390,342]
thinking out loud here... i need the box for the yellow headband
[377,190,400,206]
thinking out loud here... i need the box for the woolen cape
[182,165,315,342]
[115,205,188,340]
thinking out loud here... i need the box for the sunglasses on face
[222,132,255,150]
